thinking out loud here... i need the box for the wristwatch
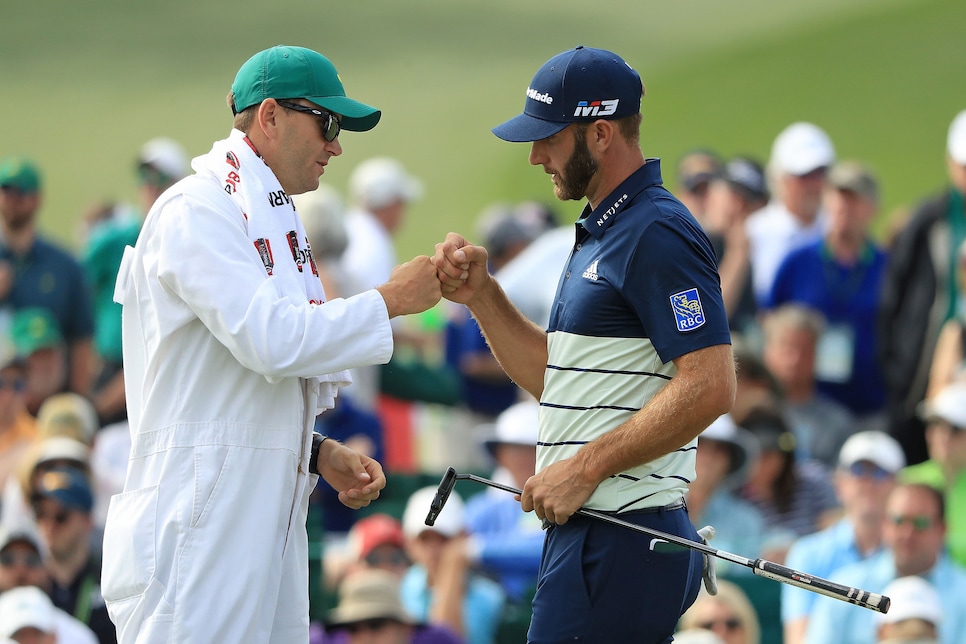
[308,432,328,475]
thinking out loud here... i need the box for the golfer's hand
[520,459,596,525]
[318,439,386,509]
[432,232,490,305]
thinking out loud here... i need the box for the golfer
[101,45,441,643]
[434,46,736,642]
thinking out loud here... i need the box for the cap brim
[492,113,569,143]
[308,96,382,132]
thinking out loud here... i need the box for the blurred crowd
[0,107,965,643]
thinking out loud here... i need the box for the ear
[588,119,616,152]
[256,99,283,141]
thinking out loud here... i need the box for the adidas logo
[582,259,599,281]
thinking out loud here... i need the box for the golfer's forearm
[468,280,548,399]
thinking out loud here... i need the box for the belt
[543,498,687,530]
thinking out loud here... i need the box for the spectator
[0,521,96,643]
[490,225,572,330]
[444,205,538,424]
[746,122,835,306]
[879,109,966,466]
[677,579,761,644]
[737,402,840,549]
[761,303,855,467]
[10,309,68,418]
[781,430,905,644]
[676,149,723,227]
[0,157,95,402]
[342,158,423,294]
[926,238,966,400]
[82,138,189,427]
[3,437,90,528]
[34,395,97,448]
[703,157,769,338]
[320,568,462,644]
[874,575,941,644]
[804,483,966,644]
[687,414,767,577]
[731,343,783,424]
[399,487,504,644]
[322,513,410,597]
[464,400,544,603]
[30,468,113,643]
[768,160,888,427]
[900,381,966,567]
[0,356,35,497]
[0,585,58,644]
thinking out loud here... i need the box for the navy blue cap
[492,46,643,143]
[31,467,93,513]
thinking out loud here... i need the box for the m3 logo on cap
[670,288,705,332]
[574,99,619,118]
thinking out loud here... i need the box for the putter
[425,467,890,615]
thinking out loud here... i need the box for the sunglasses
[276,100,341,142]
[345,618,393,634]
[846,461,892,482]
[0,551,43,569]
[364,550,409,568]
[33,508,71,526]
[697,617,742,632]
[889,515,935,531]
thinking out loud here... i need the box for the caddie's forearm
[468,278,548,400]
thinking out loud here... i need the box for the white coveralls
[101,170,393,643]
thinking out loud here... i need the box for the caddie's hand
[520,459,596,526]
[376,255,441,318]
[431,232,490,305]
[318,439,387,509]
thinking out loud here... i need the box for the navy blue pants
[527,505,702,643]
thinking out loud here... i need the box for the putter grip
[754,560,891,614]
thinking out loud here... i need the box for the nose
[326,137,343,157]
[528,140,547,167]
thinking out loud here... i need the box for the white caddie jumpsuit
[101,168,393,643]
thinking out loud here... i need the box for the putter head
[425,467,458,527]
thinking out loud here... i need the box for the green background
[1,0,964,260]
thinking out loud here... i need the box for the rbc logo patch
[670,288,706,332]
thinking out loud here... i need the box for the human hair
[897,482,945,522]
[740,402,798,514]
[762,303,826,343]
[678,579,761,644]
[226,90,256,132]
[616,112,642,146]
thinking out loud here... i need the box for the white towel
[192,129,351,410]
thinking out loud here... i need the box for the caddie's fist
[377,255,441,318]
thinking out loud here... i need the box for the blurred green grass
[1,0,963,260]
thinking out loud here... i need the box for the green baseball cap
[231,45,381,133]
[11,308,63,357]
[0,157,41,194]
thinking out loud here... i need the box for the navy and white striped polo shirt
[539,159,731,512]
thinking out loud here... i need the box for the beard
[554,127,598,201]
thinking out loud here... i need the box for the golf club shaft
[443,469,890,614]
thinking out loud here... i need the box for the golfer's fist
[377,255,442,318]
[432,232,490,305]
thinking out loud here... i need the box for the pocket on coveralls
[102,485,159,602]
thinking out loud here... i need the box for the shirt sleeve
[149,190,393,379]
[625,216,732,363]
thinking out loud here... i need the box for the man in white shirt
[746,122,835,305]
